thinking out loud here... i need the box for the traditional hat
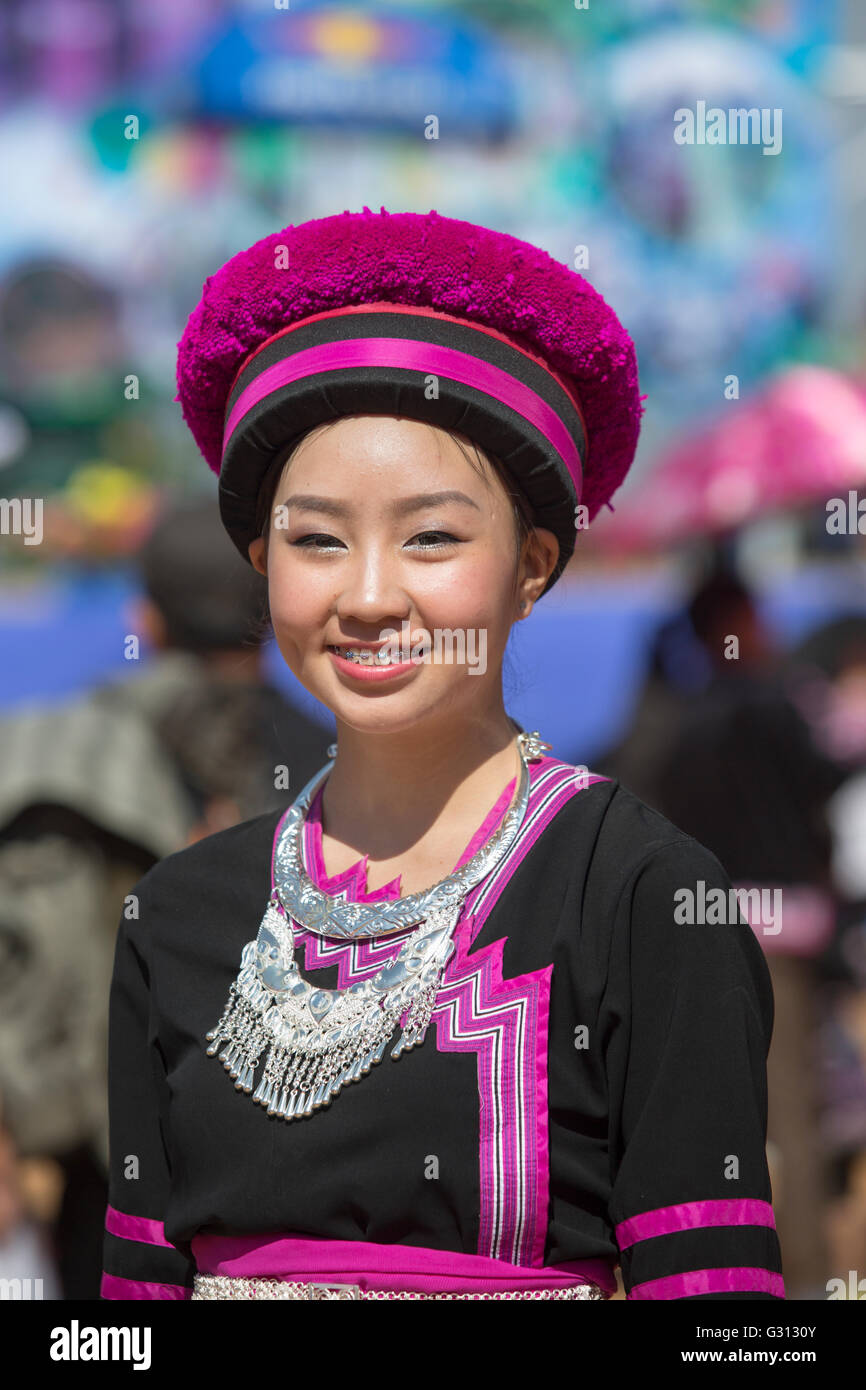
[176,207,643,596]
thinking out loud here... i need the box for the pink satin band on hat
[191,1231,617,1297]
[223,337,584,499]
[222,300,586,498]
[226,300,589,427]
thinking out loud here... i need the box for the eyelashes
[290,531,462,552]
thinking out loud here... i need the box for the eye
[409,531,462,550]
[291,533,345,550]
[290,531,462,551]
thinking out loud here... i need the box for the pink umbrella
[592,365,866,555]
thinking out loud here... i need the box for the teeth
[333,647,403,665]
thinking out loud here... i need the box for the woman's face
[248,414,557,735]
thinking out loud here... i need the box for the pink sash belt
[191,1233,617,1297]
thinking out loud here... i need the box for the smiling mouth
[327,645,412,666]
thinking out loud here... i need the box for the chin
[328,685,465,733]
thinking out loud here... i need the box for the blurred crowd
[594,552,866,1299]
[0,501,334,1297]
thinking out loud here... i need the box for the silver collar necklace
[205,721,551,1122]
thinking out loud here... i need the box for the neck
[320,705,524,859]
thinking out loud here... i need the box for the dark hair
[253,420,538,614]
[139,497,269,651]
[688,570,754,646]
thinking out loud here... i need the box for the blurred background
[0,0,864,1302]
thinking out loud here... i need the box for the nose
[334,541,412,634]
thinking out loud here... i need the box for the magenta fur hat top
[176,206,643,596]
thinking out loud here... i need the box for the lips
[327,644,417,681]
[328,644,404,666]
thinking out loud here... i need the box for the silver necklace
[205,722,551,1122]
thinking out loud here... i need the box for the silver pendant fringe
[205,896,457,1121]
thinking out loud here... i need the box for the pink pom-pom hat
[175,206,644,596]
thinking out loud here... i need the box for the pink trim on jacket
[267,755,609,1272]
[436,761,608,1266]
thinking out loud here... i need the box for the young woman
[101,208,784,1300]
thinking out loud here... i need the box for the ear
[248,535,268,575]
[515,527,559,618]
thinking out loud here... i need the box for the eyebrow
[279,490,482,519]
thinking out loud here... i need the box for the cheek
[431,548,513,616]
[420,556,515,656]
[265,550,328,642]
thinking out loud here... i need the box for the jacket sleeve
[101,876,195,1300]
[604,837,785,1300]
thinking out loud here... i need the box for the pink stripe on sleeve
[615,1198,777,1250]
[104,1204,174,1248]
[101,1272,191,1300]
[628,1266,785,1300]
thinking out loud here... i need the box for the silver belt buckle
[307,1281,361,1300]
